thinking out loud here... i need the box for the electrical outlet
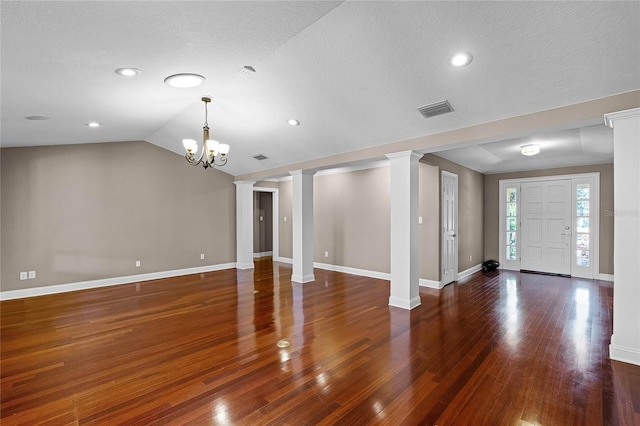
[19,272,28,280]
[469,255,473,262]
[28,271,36,279]
[418,216,423,224]
[136,260,141,267]
[324,251,329,258]
[283,216,287,222]
[259,215,263,222]
[200,253,205,260]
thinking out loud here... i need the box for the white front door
[441,171,458,285]
[521,179,572,275]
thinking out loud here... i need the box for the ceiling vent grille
[253,154,268,161]
[417,100,454,118]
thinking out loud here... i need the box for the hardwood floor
[1,259,639,425]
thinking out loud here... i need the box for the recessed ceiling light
[85,122,102,128]
[288,119,300,126]
[450,52,473,67]
[25,116,50,120]
[115,68,141,77]
[164,73,205,88]
[521,144,540,156]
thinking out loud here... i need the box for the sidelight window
[506,187,518,260]
[576,184,590,267]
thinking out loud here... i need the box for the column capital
[385,150,424,162]
[234,180,256,186]
[289,169,317,177]
[605,107,640,128]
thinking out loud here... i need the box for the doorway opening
[253,187,279,260]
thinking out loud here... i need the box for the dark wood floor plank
[2,260,639,425]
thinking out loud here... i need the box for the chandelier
[182,97,229,169]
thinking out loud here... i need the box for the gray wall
[1,141,236,292]
[483,163,614,274]
[314,167,391,273]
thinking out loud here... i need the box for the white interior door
[441,171,458,285]
[521,179,571,275]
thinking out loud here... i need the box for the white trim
[291,274,315,283]
[389,295,421,310]
[419,278,443,289]
[0,263,237,301]
[458,263,483,281]
[313,262,390,281]
[598,273,614,282]
[610,342,640,366]
[441,170,459,285]
[253,251,273,258]
[276,256,292,264]
[604,107,640,128]
[499,172,604,185]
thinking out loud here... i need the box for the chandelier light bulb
[182,139,197,153]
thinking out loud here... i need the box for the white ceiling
[2,1,639,177]
[433,124,614,174]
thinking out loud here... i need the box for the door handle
[452,234,457,237]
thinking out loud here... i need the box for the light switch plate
[28,271,36,279]
[19,272,28,280]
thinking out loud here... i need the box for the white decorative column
[290,170,315,283]
[235,180,255,270]
[605,107,640,366]
[386,151,423,309]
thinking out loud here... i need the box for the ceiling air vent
[417,100,454,119]
[253,154,268,161]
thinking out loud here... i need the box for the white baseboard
[253,251,273,258]
[275,257,293,264]
[313,262,390,281]
[598,273,614,282]
[610,342,640,366]
[0,262,237,301]
[419,278,443,289]
[458,263,483,281]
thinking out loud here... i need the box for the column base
[388,295,421,310]
[236,262,255,270]
[610,335,640,366]
[291,274,315,283]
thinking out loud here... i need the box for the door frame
[499,172,600,278]
[253,187,279,261]
[441,170,459,285]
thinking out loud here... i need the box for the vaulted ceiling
[2,1,639,177]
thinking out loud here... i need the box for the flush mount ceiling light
[115,68,141,77]
[182,97,229,170]
[521,144,540,156]
[288,119,300,126]
[450,52,473,67]
[164,73,205,88]
[25,115,50,120]
[85,122,101,128]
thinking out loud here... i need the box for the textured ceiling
[433,124,614,175]
[1,1,639,176]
